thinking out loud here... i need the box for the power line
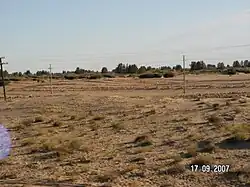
[5,43,250,73]
[31,43,250,62]
[211,44,250,50]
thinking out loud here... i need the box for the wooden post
[183,55,186,94]
[0,57,8,101]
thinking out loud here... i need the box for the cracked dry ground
[0,76,250,187]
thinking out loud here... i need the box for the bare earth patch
[0,74,250,187]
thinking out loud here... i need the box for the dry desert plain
[0,73,250,187]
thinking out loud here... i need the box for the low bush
[103,74,115,78]
[87,74,102,79]
[78,75,87,79]
[9,77,22,81]
[163,71,175,78]
[139,73,162,79]
[221,68,236,75]
[227,68,237,75]
[64,75,78,80]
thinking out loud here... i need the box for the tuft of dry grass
[186,145,198,157]
[133,146,153,154]
[224,124,250,140]
[171,155,183,164]
[67,139,82,150]
[29,135,84,159]
[129,156,145,163]
[226,101,232,106]
[0,160,7,166]
[239,98,247,104]
[207,114,221,125]
[224,114,235,121]
[144,109,156,116]
[34,116,44,123]
[212,103,220,110]
[92,115,105,121]
[53,120,63,127]
[70,115,76,120]
[193,97,201,101]
[21,118,34,126]
[190,155,213,166]
[119,164,139,175]
[234,107,241,114]
[133,135,150,143]
[111,122,124,131]
[89,123,99,131]
[21,137,36,147]
[166,163,185,175]
[197,140,216,153]
[133,135,153,147]
[93,171,118,183]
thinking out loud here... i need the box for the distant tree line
[108,63,182,74]
[3,59,250,77]
[190,60,250,71]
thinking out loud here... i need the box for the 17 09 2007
[190,164,230,173]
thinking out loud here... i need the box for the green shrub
[78,75,87,79]
[226,68,237,75]
[244,69,250,74]
[64,75,78,80]
[153,73,162,78]
[221,69,235,75]
[103,74,115,78]
[117,74,126,78]
[87,74,102,79]
[9,77,21,81]
[139,73,162,79]
[163,71,175,78]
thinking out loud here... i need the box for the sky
[0,0,250,73]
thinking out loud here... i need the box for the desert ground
[0,74,250,187]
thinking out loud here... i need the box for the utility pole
[0,57,8,101]
[48,64,53,94]
[183,55,186,94]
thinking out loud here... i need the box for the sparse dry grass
[52,120,63,127]
[239,97,247,104]
[1,74,250,187]
[111,122,124,131]
[207,114,221,125]
[21,118,34,126]
[224,124,250,140]
[34,116,44,123]
[92,115,105,121]
[190,155,213,166]
[70,115,76,120]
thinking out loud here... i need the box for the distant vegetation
[1,60,250,84]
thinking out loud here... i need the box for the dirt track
[0,74,250,187]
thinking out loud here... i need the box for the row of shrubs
[195,68,250,75]
[0,71,180,84]
[64,74,116,80]
[1,68,244,86]
[63,72,175,80]
[138,71,175,79]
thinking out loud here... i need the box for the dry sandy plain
[0,74,250,187]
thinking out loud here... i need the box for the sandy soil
[0,74,250,187]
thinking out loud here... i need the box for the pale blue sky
[0,0,250,73]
